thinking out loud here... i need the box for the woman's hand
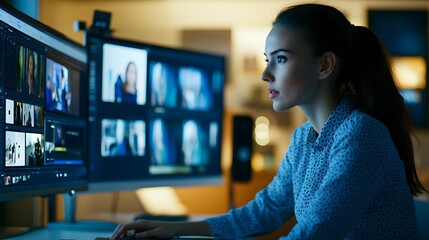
[110,220,212,239]
[111,220,178,239]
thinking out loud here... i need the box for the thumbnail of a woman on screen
[46,59,71,113]
[102,43,147,105]
[182,120,209,166]
[151,118,172,165]
[26,50,36,95]
[150,62,178,108]
[179,67,212,110]
[129,121,146,156]
[52,68,71,112]
[115,61,137,104]
[23,49,45,97]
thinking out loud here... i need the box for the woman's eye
[264,58,269,64]
[277,56,288,63]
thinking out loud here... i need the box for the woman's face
[126,63,137,86]
[261,25,321,112]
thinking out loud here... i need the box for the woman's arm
[206,155,295,238]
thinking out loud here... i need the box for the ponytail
[344,26,426,195]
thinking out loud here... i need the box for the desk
[4,213,213,240]
[5,221,117,240]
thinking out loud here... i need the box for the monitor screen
[0,2,88,201]
[87,33,224,192]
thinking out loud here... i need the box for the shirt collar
[306,97,356,145]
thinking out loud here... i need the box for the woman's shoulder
[337,109,390,139]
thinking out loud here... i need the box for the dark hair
[274,4,426,195]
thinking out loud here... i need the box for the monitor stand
[64,190,77,223]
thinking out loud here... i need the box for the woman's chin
[272,103,284,112]
[272,102,292,112]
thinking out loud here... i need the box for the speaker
[231,115,253,182]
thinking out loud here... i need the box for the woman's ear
[318,52,337,80]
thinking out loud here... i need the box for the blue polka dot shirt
[207,97,418,239]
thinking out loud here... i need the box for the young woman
[115,61,138,103]
[110,3,425,239]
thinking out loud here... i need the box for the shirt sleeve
[206,152,295,239]
[281,118,390,239]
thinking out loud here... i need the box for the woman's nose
[261,66,273,82]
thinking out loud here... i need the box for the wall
[37,0,429,237]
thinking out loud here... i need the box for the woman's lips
[267,87,279,99]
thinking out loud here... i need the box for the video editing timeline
[0,4,88,200]
[87,34,225,189]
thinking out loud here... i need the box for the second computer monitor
[87,33,225,192]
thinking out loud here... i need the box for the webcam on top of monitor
[74,10,113,37]
[90,10,112,34]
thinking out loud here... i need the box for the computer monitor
[0,2,88,201]
[86,33,225,192]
